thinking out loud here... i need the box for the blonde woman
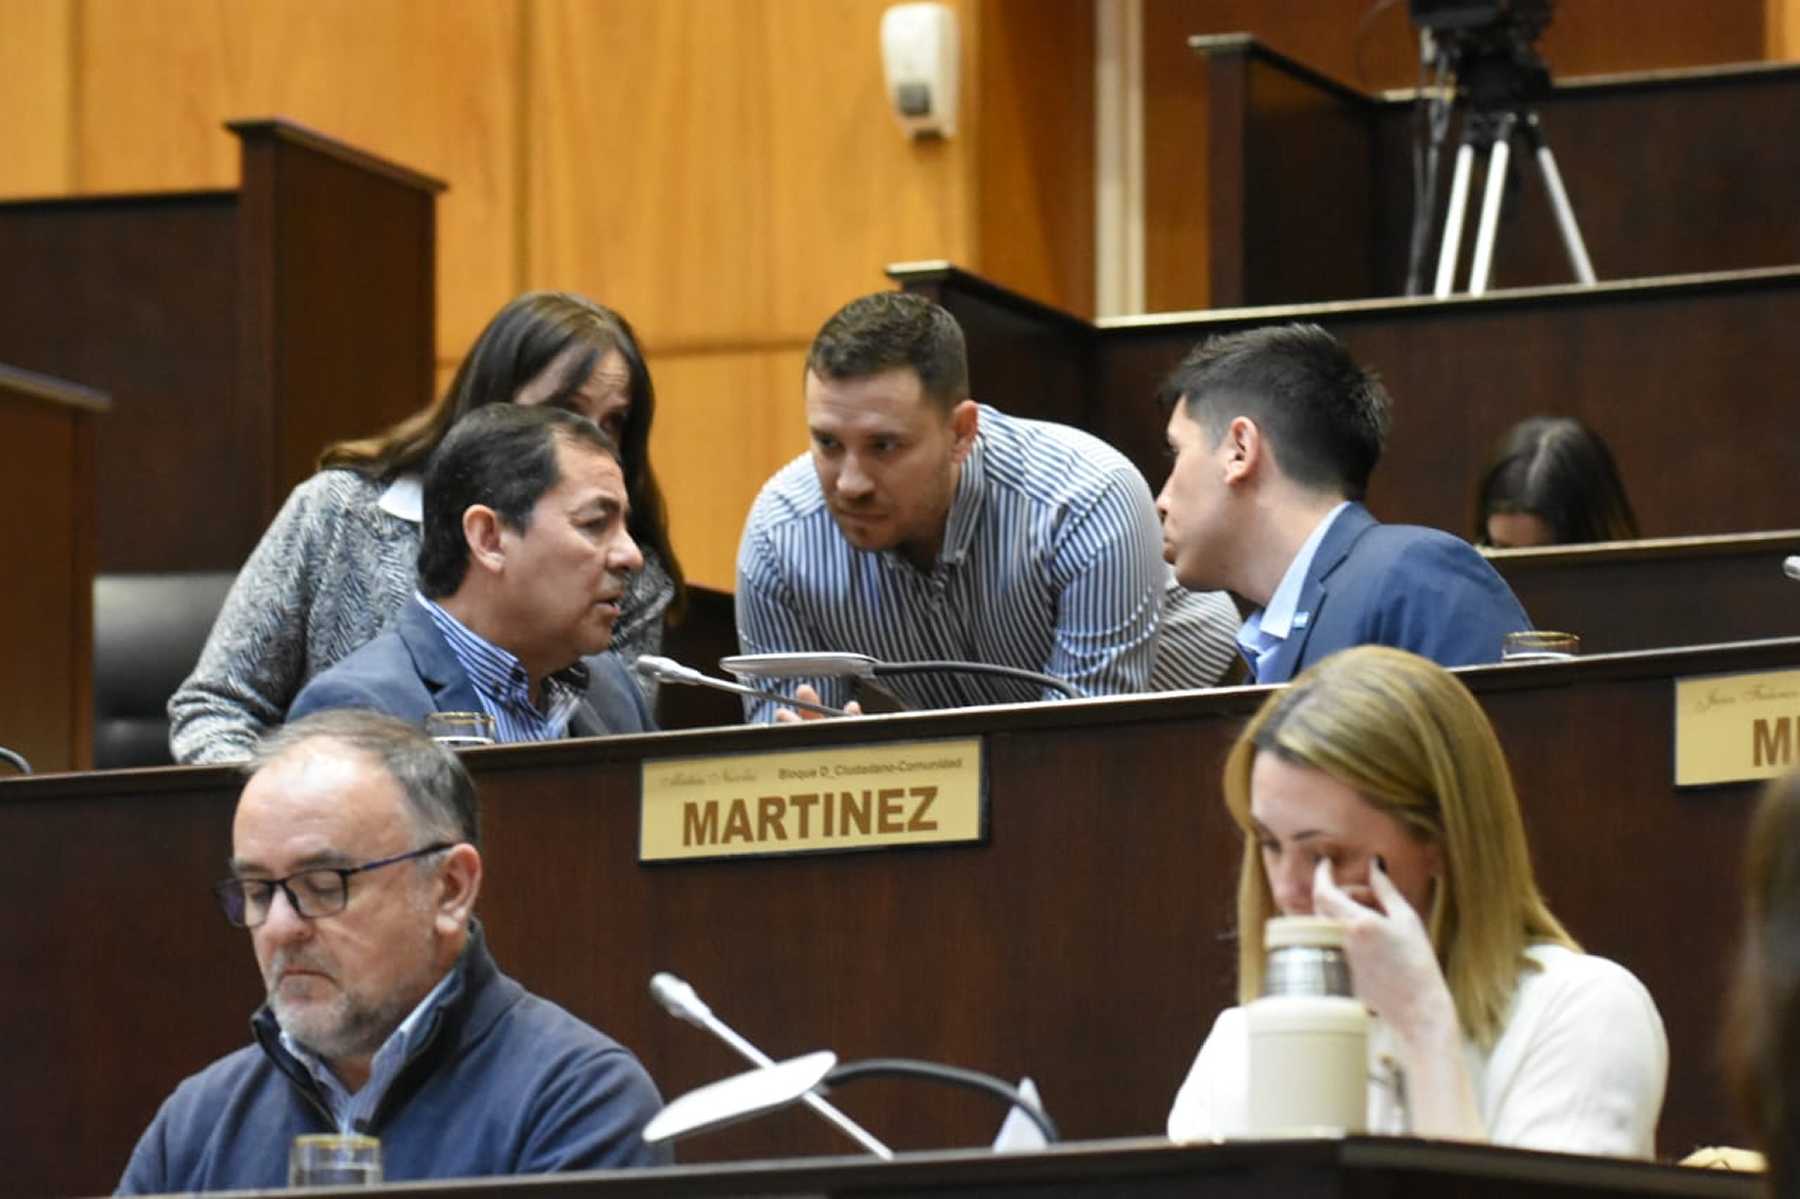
[1168,646,1666,1156]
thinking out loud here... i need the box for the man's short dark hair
[806,292,970,411]
[1159,323,1392,501]
[248,710,480,848]
[417,404,618,598]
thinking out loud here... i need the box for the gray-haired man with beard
[117,711,667,1192]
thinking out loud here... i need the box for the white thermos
[1245,916,1368,1136]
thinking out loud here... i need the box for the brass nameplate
[639,737,985,862]
[1674,669,1800,787]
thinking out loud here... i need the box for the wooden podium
[0,637,1789,1194]
[0,364,106,774]
[0,118,444,574]
[1186,39,1800,308]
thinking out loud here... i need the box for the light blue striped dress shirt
[735,404,1235,721]
[417,593,583,743]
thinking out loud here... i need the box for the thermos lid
[1265,915,1347,949]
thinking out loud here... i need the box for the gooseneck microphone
[0,746,30,775]
[718,652,1081,700]
[648,973,893,1159]
[635,655,851,718]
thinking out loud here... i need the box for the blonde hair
[1726,771,1800,1191]
[1222,646,1574,1049]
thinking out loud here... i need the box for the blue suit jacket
[287,596,655,737]
[1252,503,1531,684]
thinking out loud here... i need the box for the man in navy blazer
[290,405,654,739]
[1154,323,1529,684]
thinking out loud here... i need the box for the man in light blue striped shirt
[735,292,1237,722]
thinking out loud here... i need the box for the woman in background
[1726,770,1800,1192]
[169,292,683,764]
[1474,416,1639,548]
[1168,645,1665,1155]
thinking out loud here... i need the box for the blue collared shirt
[1237,501,1351,681]
[280,965,458,1134]
[416,592,584,742]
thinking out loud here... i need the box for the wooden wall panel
[646,347,812,592]
[0,0,76,197]
[973,0,1095,317]
[71,0,521,362]
[524,0,977,351]
[1776,0,1800,58]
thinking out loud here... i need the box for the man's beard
[268,952,420,1066]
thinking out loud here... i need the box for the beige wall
[0,0,1089,590]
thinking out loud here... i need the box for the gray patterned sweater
[168,470,675,764]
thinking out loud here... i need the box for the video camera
[1409,0,1555,111]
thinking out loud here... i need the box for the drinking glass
[289,1134,381,1187]
[424,711,496,747]
[1502,630,1580,661]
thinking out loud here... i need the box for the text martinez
[681,786,940,847]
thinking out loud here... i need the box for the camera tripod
[1431,102,1596,297]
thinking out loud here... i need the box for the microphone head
[1785,555,1800,582]
[650,971,712,1024]
[637,655,699,683]
[719,652,877,679]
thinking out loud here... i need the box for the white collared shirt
[376,475,423,524]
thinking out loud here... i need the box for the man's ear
[948,399,980,464]
[1222,416,1264,486]
[434,844,483,936]
[462,505,507,575]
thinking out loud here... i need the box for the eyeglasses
[212,843,454,928]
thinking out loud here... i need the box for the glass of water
[1502,630,1581,661]
[289,1133,381,1187]
[424,711,497,747]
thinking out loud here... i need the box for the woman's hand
[1311,857,1485,1140]
[1311,857,1456,1045]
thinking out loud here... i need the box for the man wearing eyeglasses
[117,710,668,1192]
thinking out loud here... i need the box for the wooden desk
[239,1137,1761,1198]
[893,261,1800,540]
[0,119,442,573]
[1187,38,1800,308]
[1492,531,1800,654]
[4,639,1788,1196]
[0,365,107,774]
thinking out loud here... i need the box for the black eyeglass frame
[212,842,456,928]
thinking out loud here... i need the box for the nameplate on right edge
[1673,669,1800,787]
[639,736,985,862]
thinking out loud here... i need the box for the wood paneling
[1776,0,1800,57]
[0,367,104,776]
[70,0,520,359]
[0,0,75,196]
[646,346,812,591]
[1149,0,1767,95]
[1144,0,1773,311]
[524,0,977,351]
[973,0,1095,317]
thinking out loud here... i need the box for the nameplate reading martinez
[1674,668,1800,787]
[639,737,985,863]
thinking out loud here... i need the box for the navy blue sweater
[117,926,669,1191]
